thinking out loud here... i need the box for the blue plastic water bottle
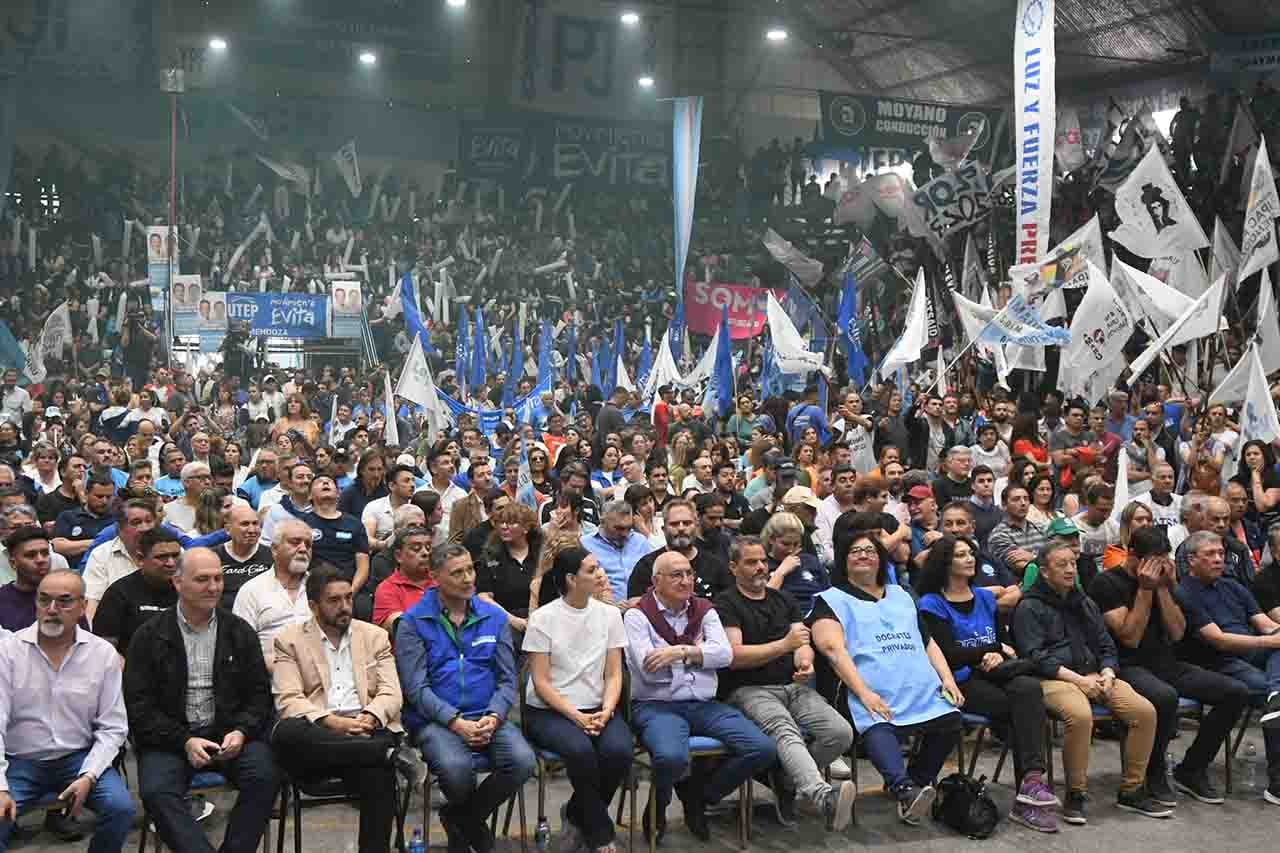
[409,826,425,853]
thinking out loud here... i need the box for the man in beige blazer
[271,565,428,853]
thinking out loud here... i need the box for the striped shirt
[177,605,217,729]
[987,518,1049,568]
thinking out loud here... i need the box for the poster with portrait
[171,274,205,336]
[146,225,177,266]
[331,280,363,339]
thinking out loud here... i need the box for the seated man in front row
[395,543,536,853]
[624,551,776,843]
[1177,530,1280,805]
[124,548,282,853]
[0,570,134,852]
[272,564,427,853]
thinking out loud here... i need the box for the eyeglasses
[36,593,82,609]
[659,570,695,581]
[846,545,879,559]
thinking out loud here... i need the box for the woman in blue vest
[810,529,962,827]
[916,535,1059,833]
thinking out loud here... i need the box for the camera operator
[120,297,157,392]
[220,321,256,384]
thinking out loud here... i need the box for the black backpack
[931,772,1000,839]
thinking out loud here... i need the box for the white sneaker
[828,758,852,780]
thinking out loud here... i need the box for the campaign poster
[683,281,786,340]
[331,281,364,339]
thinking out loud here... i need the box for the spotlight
[637,75,655,88]
[447,0,466,7]
[359,51,377,66]
[620,11,640,25]
[208,36,227,51]
[766,28,788,42]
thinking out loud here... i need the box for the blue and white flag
[977,295,1072,347]
[714,306,734,417]
[605,320,624,396]
[399,271,434,355]
[590,347,602,391]
[538,321,553,385]
[455,307,470,392]
[836,269,867,385]
[672,97,704,306]
[564,323,577,382]
[669,301,686,367]
[637,325,653,391]
[469,308,487,389]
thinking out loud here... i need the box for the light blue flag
[669,301,686,364]
[590,347,602,391]
[0,319,25,377]
[637,329,653,390]
[672,97,704,307]
[977,295,1072,347]
[501,336,518,409]
[714,306,734,417]
[538,321,553,385]
[605,320,623,396]
[565,323,577,382]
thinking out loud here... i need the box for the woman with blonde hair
[760,511,830,615]
[271,393,320,447]
[194,487,233,535]
[1102,501,1154,570]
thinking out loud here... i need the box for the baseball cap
[396,453,417,468]
[782,486,821,511]
[44,406,63,421]
[905,484,934,502]
[1047,517,1079,537]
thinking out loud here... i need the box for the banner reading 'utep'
[684,281,786,340]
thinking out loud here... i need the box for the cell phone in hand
[205,745,221,755]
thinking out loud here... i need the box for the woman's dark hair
[1239,439,1277,472]
[832,527,891,588]
[915,534,980,597]
[1026,474,1056,507]
[546,545,590,596]
[356,447,384,480]
[1007,455,1038,489]
[624,483,654,510]
[1010,413,1041,446]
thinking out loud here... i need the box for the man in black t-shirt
[626,499,729,599]
[92,528,180,659]
[302,474,371,592]
[713,538,855,829]
[1088,526,1248,806]
[930,447,973,506]
[215,504,273,610]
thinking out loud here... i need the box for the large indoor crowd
[0,82,1279,853]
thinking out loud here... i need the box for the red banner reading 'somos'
[684,281,787,339]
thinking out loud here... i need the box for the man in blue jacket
[395,542,536,853]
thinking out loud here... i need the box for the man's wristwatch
[681,647,690,666]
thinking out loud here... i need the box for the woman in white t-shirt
[522,547,632,853]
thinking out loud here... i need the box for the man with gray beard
[0,569,134,851]
[233,519,315,671]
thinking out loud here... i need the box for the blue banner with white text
[226,293,328,339]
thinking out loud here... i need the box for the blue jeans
[630,700,776,813]
[0,749,135,853]
[1218,650,1280,785]
[415,718,537,823]
[860,713,962,793]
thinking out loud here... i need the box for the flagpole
[920,300,1019,397]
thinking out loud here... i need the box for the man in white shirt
[260,376,287,420]
[1071,483,1119,560]
[0,570,134,850]
[161,462,211,534]
[330,403,357,446]
[0,370,30,421]
[363,464,417,554]
[232,519,313,671]
[259,460,312,546]
[815,465,856,566]
[1135,463,1182,529]
[83,499,157,621]
[416,447,466,542]
[680,457,715,496]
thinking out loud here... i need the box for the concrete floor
[9,724,1277,852]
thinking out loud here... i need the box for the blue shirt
[580,530,654,600]
[1105,414,1137,441]
[1178,574,1261,666]
[154,474,185,500]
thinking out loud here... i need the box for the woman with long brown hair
[271,393,320,447]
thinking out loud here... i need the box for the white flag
[616,355,636,393]
[24,301,72,384]
[936,349,948,395]
[1113,257,1195,328]
[1209,344,1254,407]
[1127,276,1226,385]
[1241,345,1280,445]
[928,120,984,171]
[255,155,311,191]
[961,233,986,300]
[227,103,268,141]
[1240,136,1280,282]
[879,269,930,379]
[1148,251,1209,300]
[332,141,363,198]
[382,371,399,447]
[1110,449,1129,523]
[1221,102,1260,187]
[1211,216,1242,284]
[328,395,338,446]
[1062,261,1134,404]
[1258,270,1280,375]
[766,292,828,376]
[762,229,823,288]
[1110,146,1210,258]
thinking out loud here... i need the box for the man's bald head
[227,503,261,549]
[652,551,694,605]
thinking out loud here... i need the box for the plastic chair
[1224,693,1271,794]
[404,742,525,853]
[137,770,277,853]
[629,735,752,853]
[954,712,1012,782]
